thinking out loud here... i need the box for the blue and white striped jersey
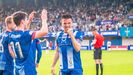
[56,30,83,70]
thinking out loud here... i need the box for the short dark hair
[61,14,72,19]
[91,27,97,31]
[12,11,28,26]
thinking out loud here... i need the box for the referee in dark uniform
[91,29,104,75]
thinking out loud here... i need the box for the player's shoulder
[73,30,79,36]
[1,31,11,43]
[73,30,83,38]
[19,30,34,36]
[1,31,11,39]
[56,30,64,38]
[14,30,33,34]
[24,30,33,34]
[8,30,33,39]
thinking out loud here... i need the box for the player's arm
[8,45,16,58]
[91,39,97,46]
[25,11,36,30]
[36,40,42,68]
[33,9,48,39]
[51,46,59,75]
[67,29,81,52]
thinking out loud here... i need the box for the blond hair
[5,16,13,25]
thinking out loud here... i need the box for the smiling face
[61,17,73,33]
[60,14,73,33]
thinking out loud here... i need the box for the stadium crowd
[0,0,132,33]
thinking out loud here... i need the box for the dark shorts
[94,48,102,59]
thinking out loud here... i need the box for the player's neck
[16,25,24,31]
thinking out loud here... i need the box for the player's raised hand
[51,67,56,75]
[67,28,73,36]
[41,9,47,21]
[25,11,36,30]
[29,11,36,21]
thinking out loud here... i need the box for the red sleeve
[32,32,36,40]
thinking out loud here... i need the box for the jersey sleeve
[74,31,83,43]
[56,31,61,46]
[25,31,36,42]
[35,39,42,63]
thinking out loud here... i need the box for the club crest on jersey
[61,38,66,43]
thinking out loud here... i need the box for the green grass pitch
[37,50,133,75]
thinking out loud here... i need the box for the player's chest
[57,35,72,46]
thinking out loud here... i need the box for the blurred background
[0,0,133,50]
